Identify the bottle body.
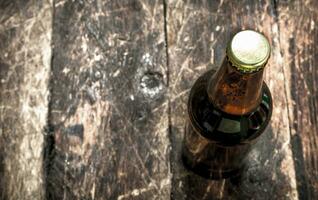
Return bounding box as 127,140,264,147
183,69,272,179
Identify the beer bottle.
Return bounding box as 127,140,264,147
182,30,273,179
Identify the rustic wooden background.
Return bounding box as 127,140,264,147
0,0,317,200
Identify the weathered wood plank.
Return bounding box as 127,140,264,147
167,0,298,199
276,0,318,198
46,0,170,199
0,0,52,200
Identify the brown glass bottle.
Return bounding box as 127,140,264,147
182,30,273,179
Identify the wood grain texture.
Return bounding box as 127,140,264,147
0,0,52,200
166,0,298,199
0,0,317,199
276,0,318,198
46,0,170,199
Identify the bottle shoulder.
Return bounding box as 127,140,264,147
187,69,273,145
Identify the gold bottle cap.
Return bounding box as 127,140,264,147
227,30,271,73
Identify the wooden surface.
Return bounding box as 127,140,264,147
0,0,317,200
47,0,170,199
0,1,52,199
167,0,297,199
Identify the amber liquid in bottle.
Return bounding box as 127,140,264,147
182,30,273,179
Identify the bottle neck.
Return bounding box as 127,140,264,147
207,58,264,115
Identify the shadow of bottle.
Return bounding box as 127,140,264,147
171,125,294,200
